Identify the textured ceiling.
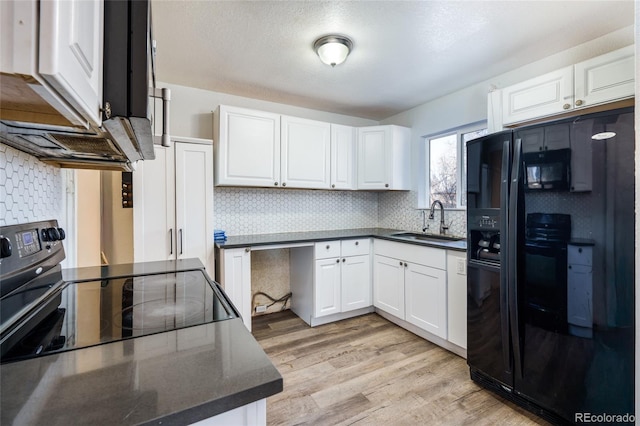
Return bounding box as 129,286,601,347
151,1,634,121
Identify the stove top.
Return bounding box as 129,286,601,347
0,220,237,364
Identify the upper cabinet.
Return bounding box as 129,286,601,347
357,125,411,190
281,116,331,189
215,105,410,191
214,105,281,187
1,0,103,128
502,46,634,126
330,124,356,190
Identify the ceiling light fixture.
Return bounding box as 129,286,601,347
313,35,353,67
591,131,617,140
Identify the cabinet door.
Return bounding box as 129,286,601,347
39,0,103,127
446,251,467,348
315,258,341,317
405,263,447,339
357,126,390,189
330,124,356,190
281,115,331,189
373,255,405,319
215,106,281,187
175,142,215,274
341,255,371,312
567,264,592,328
574,45,634,108
502,67,573,125
133,144,175,263
221,248,252,331
569,119,593,192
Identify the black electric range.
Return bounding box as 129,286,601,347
0,220,238,364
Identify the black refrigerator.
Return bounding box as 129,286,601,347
466,106,635,424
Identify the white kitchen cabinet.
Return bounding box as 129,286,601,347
373,239,447,332
373,254,406,318
405,262,447,339
314,257,342,317
502,46,634,125
446,251,467,349
314,239,371,318
341,255,371,311
218,247,252,331
357,125,411,190
330,124,356,190
133,137,215,273
574,46,635,108
214,105,281,187
567,244,593,334
1,0,103,128
281,115,331,189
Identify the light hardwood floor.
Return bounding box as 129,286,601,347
252,311,550,426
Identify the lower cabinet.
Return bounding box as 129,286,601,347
405,263,447,339
314,239,372,318
373,240,450,342
372,255,405,318
216,247,252,331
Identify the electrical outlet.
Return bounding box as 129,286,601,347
457,258,467,275
255,305,267,313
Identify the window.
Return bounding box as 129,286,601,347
426,124,487,209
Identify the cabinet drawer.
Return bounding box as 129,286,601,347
374,239,446,270
568,245,592,266
341,238,370,257
315,240,341,259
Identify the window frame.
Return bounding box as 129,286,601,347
421,121,487,210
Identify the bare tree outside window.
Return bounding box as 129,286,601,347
430,134,457,208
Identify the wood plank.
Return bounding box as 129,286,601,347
253,311,549,425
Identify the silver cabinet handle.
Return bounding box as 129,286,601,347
342,258,346,263
245,247,251,253
331,184,335,188
326,245,330,250
336,259,340,263
169,229,173,255
563,103,571,110
355,241,359,246
385,183,389,188
404,263,408,268
274,182,278,186
179,229,183,255
575,99,584,106
282,182,287,187
399,261,403,266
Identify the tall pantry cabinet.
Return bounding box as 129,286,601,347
133,137,215,274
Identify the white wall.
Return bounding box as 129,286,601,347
75,169,102,267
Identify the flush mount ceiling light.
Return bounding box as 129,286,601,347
591,131,617,140
313,35,353,67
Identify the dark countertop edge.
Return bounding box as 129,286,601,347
62,258,207,283
140,378,284,426
215,228,467,252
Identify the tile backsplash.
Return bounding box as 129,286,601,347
0,144,65,226
214,187,379,235
378,190,467,237
215,186,468,237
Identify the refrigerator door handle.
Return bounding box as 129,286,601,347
508,137,524,380
500,139,512,375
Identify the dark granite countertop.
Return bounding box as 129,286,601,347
1,259,283,425
216,227,467,252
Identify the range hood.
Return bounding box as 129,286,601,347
0,0,168,172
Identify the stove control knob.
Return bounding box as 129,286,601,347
41,229,49,242
47,227,60,241
57,228,66,240
0,237,12,258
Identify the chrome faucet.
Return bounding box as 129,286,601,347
428,200,449,235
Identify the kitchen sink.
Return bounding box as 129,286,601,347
390,232,465,242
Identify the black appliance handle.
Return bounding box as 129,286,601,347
169,228,173,255
508,137,524,379
499,139,512,375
